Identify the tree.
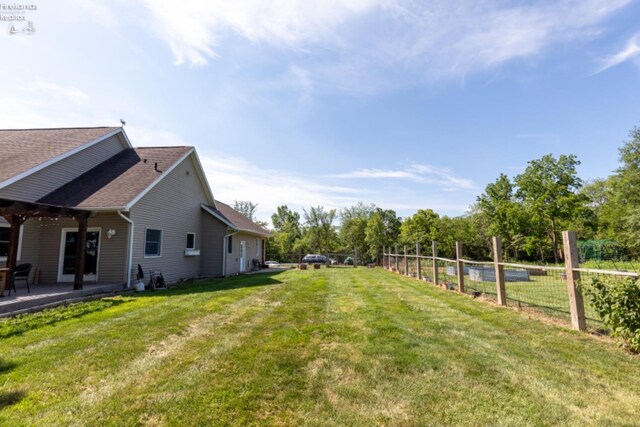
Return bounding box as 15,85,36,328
302,206,338,254
365,208,401,260
233,200,258,221
339,202,375,262
514,154,588,263
399,209,439,248
609,126,640,255
269,205,302,261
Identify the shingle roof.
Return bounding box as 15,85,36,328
38,146,193,209
0,127,121,183
205,201,270,237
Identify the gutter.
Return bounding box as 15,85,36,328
117,210,134,289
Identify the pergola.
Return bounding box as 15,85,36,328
0,197,92,296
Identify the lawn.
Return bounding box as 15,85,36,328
1,268,639,426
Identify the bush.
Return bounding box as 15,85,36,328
579,276,640,353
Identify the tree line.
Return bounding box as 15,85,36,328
256,125,640,264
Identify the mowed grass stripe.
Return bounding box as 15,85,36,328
1,268,639,426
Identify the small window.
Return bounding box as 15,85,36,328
0,226,9,258
227,235,233,254
186,232,195,250
145,229,162,257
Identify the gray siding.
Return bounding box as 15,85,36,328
0,134,127,202
200,213,227,277
3,213,128,284
129,155,209,284
225,232,263,275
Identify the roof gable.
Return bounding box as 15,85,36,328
203,201,270,237
0,127,125,187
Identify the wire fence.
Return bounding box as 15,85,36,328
383,233,640,333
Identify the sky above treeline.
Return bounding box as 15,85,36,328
1,0,639,223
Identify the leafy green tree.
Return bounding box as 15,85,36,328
303,206,338,254
365,208,401,260
339,202,375,262
268,205,302,261
233,200,258,221
609,126,640,255
399,209,439,249
514,154,588,263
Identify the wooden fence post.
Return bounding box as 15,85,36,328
492,237,506,306
404,245,408,276
394,245,399,273
455,241,465,293
432,241,438,286
416,242,422,281
382,245,386,269
562,231,586,331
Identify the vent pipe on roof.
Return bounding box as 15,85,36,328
154,162,161,173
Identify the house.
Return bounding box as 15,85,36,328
0,127,269,292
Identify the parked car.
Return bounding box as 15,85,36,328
302,254,328,264
344,257,354,265
265,261,280,267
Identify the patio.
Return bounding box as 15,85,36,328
0,283,126,316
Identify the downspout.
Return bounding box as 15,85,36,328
223,230,239,276
118,210,134,289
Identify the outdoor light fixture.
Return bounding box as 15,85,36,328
107,228,116,239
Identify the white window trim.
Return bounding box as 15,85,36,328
0,224,23,263
57,227,102,283
186,232,196,250
255,238,259,257
144,227,163,258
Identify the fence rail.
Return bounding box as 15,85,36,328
383,232,637,332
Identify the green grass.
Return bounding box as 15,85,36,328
1,268,639,426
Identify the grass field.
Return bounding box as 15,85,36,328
1,268,639,426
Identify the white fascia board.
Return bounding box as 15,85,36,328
125,148,195,210
237,228,271,238
118,127,133,149
189,149,216,207
201,204,238,230
0,128,124,190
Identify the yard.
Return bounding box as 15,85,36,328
1,268,639,426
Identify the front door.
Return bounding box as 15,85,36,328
239,240,247,273
58,228,101,282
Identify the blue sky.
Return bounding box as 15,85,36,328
1,0,639,224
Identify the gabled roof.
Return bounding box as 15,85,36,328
202,201,270,237
38,146,196,210
0,127,125,186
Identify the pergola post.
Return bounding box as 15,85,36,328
74,213,89,290
1,214,25,296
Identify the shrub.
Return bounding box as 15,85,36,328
579,276,640,353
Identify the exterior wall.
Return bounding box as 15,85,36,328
225,232,264,276
129,155,210,284
5,212,128,284
200,213,228,277
0,134,127,202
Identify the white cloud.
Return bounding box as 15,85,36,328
137,0,631,87
330,163,476,191
198,153,365,222
24,80,90,105
596,32,640,73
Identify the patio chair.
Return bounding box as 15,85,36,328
8,263,31,295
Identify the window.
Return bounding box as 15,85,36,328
227,235,233,254
186,232,195,250
0,226,9,259
145,229,162,257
